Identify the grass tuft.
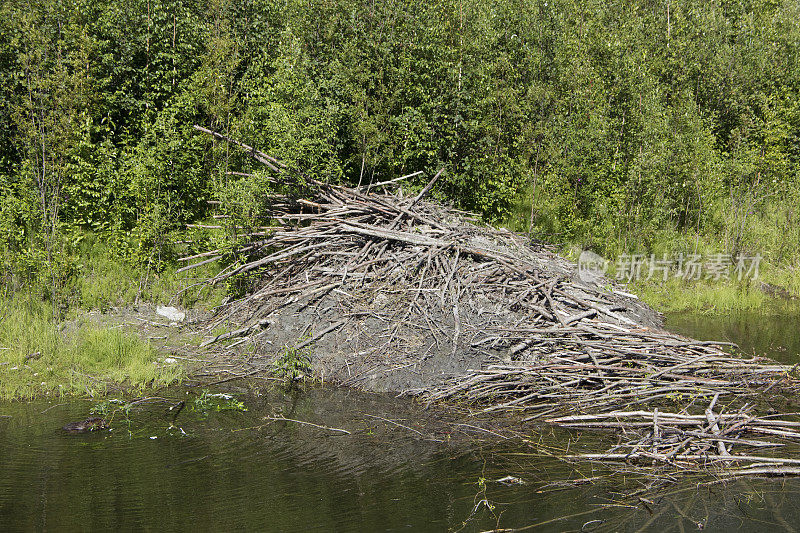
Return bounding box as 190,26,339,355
631,268,800,315
0,294,183,400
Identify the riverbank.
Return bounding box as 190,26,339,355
0,295,186,400
631,272,800,315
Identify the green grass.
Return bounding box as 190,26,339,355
0,295,183,400
73,233,226,311
510,216,800,316
503,183,800,317
631,278,767,314
0,230,230,400
630,267,800,315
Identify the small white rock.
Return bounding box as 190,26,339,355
156,306,185,322
163,357,178,364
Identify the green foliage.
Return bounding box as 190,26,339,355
0,0,799,303
272,345,312,382
191,390,247,412
90,399,122,418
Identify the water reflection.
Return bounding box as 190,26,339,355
0,389,481,531
666,311,800,364
2,365,800,530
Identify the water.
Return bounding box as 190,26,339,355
666,311,800,364
2,312,800,531
0,387,593,532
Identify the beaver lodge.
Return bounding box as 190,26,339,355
188,126,800,477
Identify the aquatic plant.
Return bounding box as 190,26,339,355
191,390,247,413
272,346,312,382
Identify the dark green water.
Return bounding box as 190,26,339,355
2,311,800,532
0,387,596,532
666,311,800,364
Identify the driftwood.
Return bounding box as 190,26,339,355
186,126,800,475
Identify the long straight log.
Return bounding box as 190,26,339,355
195,125,285,172
410,168,444,206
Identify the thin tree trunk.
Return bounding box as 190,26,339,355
528,141,541,234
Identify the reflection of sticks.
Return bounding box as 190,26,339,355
125,396,172,407
204,368,280,386
364,413,443,441
449,422,510,440
170,400,185,422
565,453,800,465
40,403,67,414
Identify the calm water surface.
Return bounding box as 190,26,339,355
0,387,589,532
1,312,800,532
666,311,800,364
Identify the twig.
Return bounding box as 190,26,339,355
264,416,351,435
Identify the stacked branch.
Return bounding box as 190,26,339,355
187,126,800,473
426,323,795,418
548,394,800,476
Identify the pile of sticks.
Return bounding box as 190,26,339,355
188,126,616,364
548,394,800,475
426,321,796,418
188,126,800,473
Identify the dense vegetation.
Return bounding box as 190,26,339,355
1,0,799,307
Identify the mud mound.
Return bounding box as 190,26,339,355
190,168,668,394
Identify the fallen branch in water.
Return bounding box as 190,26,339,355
364,413,444,442
262,416,351,435
549,399,800,473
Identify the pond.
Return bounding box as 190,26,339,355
666,311,800,365
1,312,800,532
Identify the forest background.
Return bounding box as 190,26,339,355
2,0,799,315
